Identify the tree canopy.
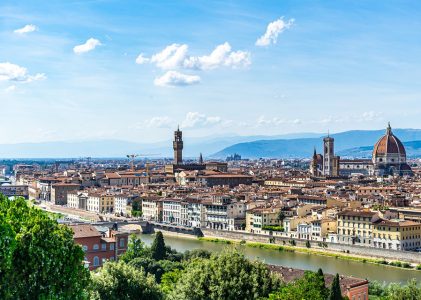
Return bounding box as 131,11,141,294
0,195,90,299
151,231,166,260
90,261,163,300
328,273,343,300
268,270,329,300
168,248,280,300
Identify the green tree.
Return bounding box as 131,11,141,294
129,257,181,283
151,231,166,261
90,261,162,300
385,279,421,300
277,210,286,223
160,269,183,295
168,248,280,300
0,196,90,299
121,234,150,262
268,271,329,300
329,273,343,300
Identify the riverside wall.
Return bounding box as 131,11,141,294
201,229,421,263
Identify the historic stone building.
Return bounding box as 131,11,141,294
173,126,183,165
310,135,340,177
311,123,412,177
165,127,228,174
372,123,412,176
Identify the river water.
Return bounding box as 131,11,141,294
138,233,421,284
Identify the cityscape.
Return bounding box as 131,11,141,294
1,1,421,300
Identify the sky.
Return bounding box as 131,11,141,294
1,0,421,144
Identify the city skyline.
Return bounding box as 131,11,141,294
1,0,421,144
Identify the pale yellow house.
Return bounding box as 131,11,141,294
372,220,421,251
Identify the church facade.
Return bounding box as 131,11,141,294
310,124,412,177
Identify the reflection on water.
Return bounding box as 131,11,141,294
138,233,421,284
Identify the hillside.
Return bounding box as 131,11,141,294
212,129,421,159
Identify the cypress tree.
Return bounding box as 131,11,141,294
151,231,166,260
316,268,329,299
329,273,343,300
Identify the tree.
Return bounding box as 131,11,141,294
160,269,183,295
90,261,162,300
0,196,90,299
121,234,150,262
329,273,343,300
151,231,166,261
168,249,280,300
129,257,182,283
277,210,286,224
385,279,421,300
268,271,329,300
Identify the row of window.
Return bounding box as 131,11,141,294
82,243,115,252
92,256,115,267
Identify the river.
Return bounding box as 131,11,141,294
138,233,421,284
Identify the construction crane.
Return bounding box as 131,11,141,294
126,153,160,171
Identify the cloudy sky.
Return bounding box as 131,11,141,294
1,0,420,144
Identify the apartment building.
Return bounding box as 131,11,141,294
202,195,246,230
142,197,163,222
245,207,281,233
69,224,128,270
336,210,378,246
162,198,182,224
51,183,80,205
372,219,421,251
68,191,88,210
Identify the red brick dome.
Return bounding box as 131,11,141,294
373,123,406,157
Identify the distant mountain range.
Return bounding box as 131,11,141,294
0,132,321,159
211,129,421,159
338,140,421,158
1,129,420,159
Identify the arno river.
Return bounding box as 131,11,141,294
139,234,421,284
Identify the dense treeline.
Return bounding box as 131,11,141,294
1,195,420,300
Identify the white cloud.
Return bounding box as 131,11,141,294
256,18,294,46
181,112,222,128
135,53,149,64
185,42,250,70
151,44,189,69
256,116,301,126
143,116,173,128
360,111,383,122
5,85,16,92
154,71,200,87
145,42,250,70
0,62,46,82
73,38,102,54
14,24,38,34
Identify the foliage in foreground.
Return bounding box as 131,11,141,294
90,261,163,300
369,279,421,300
0,195,90,300
167,248,281,300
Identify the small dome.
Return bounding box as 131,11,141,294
373,123,406,157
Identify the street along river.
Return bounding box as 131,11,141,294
138,233,421,284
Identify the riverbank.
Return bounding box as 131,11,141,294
197,237,421,271
138,233,421,284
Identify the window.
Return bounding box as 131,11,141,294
93,256,100,266
93,244,99,250
101,243,106,251
82,245,88,252
119,238,125,248
110,243,115,250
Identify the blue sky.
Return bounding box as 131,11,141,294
1,0,420,143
